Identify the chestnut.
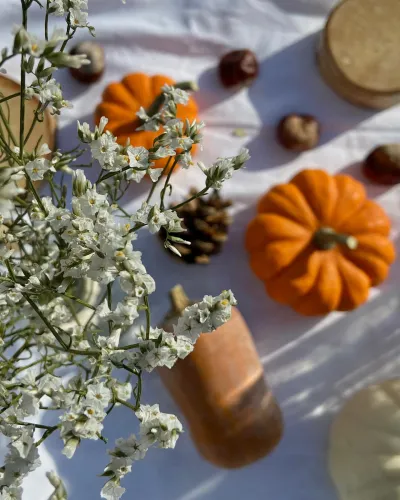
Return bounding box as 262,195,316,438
277,114,320,152
218,49,259,88
69,41,105,84
363,144,400,185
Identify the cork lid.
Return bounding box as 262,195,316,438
0,74,56,162
326,0,400,93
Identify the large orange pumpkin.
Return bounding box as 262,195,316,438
95,73,198,171
245,169,396,315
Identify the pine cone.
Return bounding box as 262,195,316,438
161,189,233,264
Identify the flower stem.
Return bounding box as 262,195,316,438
160,158,178,210
170,188,208,211
146,156,172,204
144,295,151,340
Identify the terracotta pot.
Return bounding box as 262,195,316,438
159,286,284,469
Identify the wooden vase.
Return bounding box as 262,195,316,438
159,285,284,469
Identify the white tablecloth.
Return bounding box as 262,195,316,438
2,0,400,498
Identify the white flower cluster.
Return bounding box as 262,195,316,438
49,0,90,30
78,118,162,181
0,389,41,500
25,78,72,115
13,26,89,69
198,148,251,190
60,380,112,459
108,291,236,377
174,290,237,342
101,404,182,500
131,202,184,234
24,143,55,180
0,167,25,218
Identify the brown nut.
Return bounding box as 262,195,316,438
218,49,259,88
277,114,320,152
363,144,400,185
69,41,105,84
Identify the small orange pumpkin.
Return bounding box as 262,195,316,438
245,169,396,315
95,73,198,171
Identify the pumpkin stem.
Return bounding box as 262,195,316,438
169,284,190,314
141,81,199,125
313,227,358,250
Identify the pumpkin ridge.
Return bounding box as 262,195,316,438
292,252,342,314
330,174,367,227
258,183,318,230
291,169,339,224
335,253,370,310
264,244,321,304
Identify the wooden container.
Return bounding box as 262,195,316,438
0,74,56,160
159,286,283,469
317,0,400,109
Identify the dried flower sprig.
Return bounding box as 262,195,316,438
0,1,249,499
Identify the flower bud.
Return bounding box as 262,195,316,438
73,169,92,197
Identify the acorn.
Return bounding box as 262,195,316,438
277,114,320,152
363,144,400,185
69,41,105,84
218,49,259,88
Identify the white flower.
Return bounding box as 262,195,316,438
199,158,235,190
161,84,189,105
90,134,119,169
150,146,176,159
86,382,112,408
127,146,148,169
77,121,93,143
62,436,80,459
179,152,194,169
131,202,151,225
113,382,132,403
48,51,90,69
69,8,88,27
148,205,167,234
101,481,126,500
232,147,250,170
148,168,163,182
49,0,66,16
37,374,62,394
163,210,184,233
25,157,54,181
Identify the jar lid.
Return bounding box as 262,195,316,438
325,0,400,94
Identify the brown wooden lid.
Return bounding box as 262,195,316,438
0,74,56,161
325,0,400,94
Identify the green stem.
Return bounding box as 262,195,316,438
146,156,172,204
170,188,208,211
115,397,137,412
19,2,28,160
0,104,18,147
160,158,178,210
0,92,20,105
134,372,142,410
23,103,41,147
143,295,151,340
313,227,358,251
22,293,71,351
44,0,50,41
35,426,58,447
